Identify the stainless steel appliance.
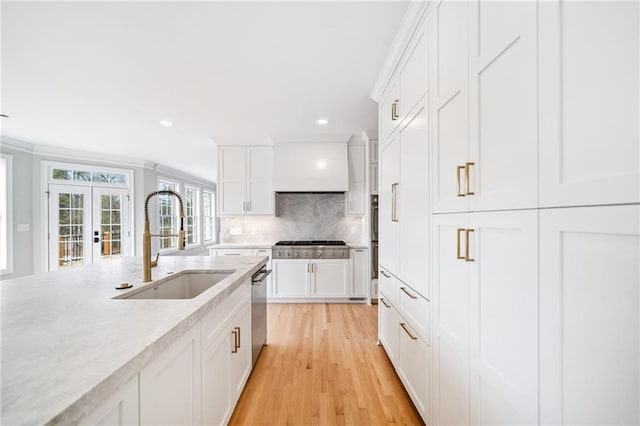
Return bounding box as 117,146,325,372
272,240,349,259
371,195,378,279
251,265,271,366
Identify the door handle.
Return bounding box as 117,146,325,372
231,329,238,353
457,165,466,197
400,287,418,299
456,228,466,260
380,270,391,278
381,298,391,308
235,326,241,349
464,162,475,195
465,229,475,262
391,183,399,222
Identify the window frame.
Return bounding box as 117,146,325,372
1,153,13,275
202,190,216,243
183,184,200,247
157,179,180,252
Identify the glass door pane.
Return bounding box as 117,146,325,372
93,187,130,263
48,185,92,271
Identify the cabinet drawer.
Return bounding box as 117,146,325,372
212,249,253,256
397,284,430,345
378,268,398,306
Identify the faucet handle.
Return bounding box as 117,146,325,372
151,252,159,268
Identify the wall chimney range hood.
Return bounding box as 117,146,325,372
273,142,349,192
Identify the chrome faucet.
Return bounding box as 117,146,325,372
143,190,186,282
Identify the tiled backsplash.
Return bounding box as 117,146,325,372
219,193,364,244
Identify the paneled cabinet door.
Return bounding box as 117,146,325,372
432,213,470,426
349,248,367,298
468,210,538,425
272,259,310,298
218,146,246,215
379,137,400,275
202,327,232,426
398,103,429,299
81,375,139,426
347,145,366,216
246,146,274,215
397,17,429,123
539,1,639,207
139,324,202,425
378,295,399,365
229,302,252,402
379,79,400,142
311,259,348,298
468,1,538,211
540,205,640,425
397,320,430,422
432,0,470,214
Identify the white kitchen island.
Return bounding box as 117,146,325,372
1,255,267,425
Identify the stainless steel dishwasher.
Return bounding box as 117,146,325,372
251,265,271,366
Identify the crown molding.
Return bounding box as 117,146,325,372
153,163,215,188
0,136,35,154
370,1,430,102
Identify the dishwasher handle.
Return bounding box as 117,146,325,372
251,268,272,285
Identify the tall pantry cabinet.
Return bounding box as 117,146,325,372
374,1,640,425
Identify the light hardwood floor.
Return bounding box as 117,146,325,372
228,303,423,426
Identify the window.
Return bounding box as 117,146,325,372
1,154,12,274
184,185,199,245
203,191,215,242
158,180,178,250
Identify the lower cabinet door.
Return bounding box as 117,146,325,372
139,324,201,425
81,375,139,426
378,295,399,364
540,205,640,425
397,320,430,422
312,259,348,298
349,249,367,298
229,301,252,402
273,259,310,298
202,330,232,426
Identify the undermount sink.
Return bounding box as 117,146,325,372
114,270,235,300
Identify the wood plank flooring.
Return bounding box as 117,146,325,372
228,303,423,426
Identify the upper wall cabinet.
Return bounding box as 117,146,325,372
218,146,274,216
539,1,639,208
378,19,429,146
347,144,366,216
434,1,538,213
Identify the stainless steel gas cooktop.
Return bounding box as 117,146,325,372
272,240,348,259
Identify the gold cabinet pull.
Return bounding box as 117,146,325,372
391,101,397,121
380,270,391,278
456,228,466,260
393,100,400,120
391,183,399,222
400,286,418,299
381,298,391,308
235,326,241,349
465,229,475,262
400,323,418,340
465,162,475,195
457,165,466,197
231,329,238,353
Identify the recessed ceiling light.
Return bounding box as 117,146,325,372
159,120,173,127
317,119,328,125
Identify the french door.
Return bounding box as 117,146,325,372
48,184,131,271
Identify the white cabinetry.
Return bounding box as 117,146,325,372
539,205,640,425
139,324,202,425
539,1,639,207
347,145,366,216
272,259,348,300
349,248,367,298
378,268,430,422
218,146,274,216
210,247,273,297
432,210,538,425
379,137,400,275
81,376,139,426
370,163,378,195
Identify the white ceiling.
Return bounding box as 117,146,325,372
1,1,408,182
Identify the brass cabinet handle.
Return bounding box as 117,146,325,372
393,100,400,119
235,326,241,349
391,101,396,121
465,229,475,262
380,270,391,278
400,287,418,299
381,298,391,308
231,330,238,353
456,228,466,260
457,165,466,197
307,263,310,273
400,323,418,340
246,201,251,212
391,183,399,222
465,162,475,195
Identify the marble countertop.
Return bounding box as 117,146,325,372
1,255,267,425
210,243,275,249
